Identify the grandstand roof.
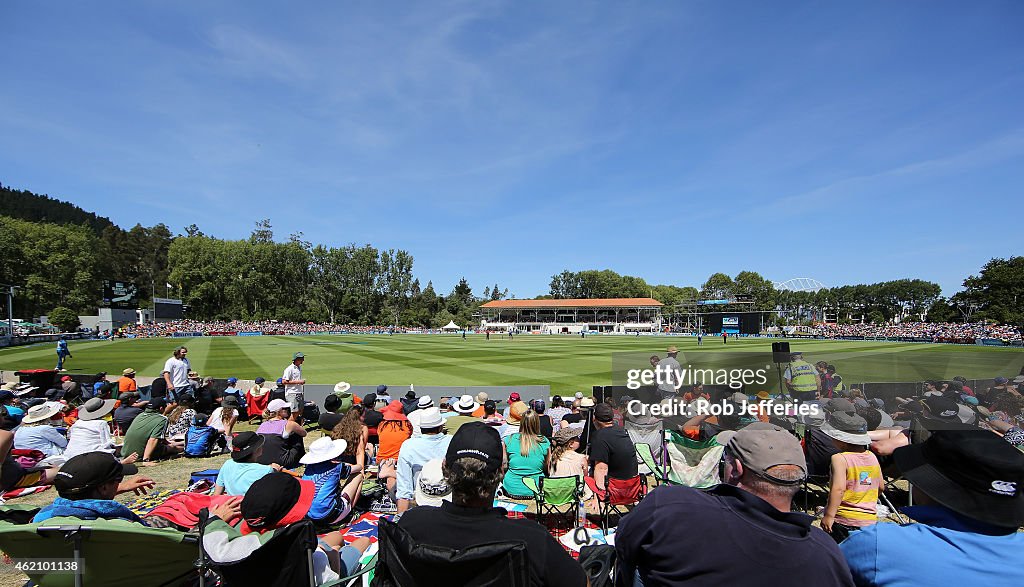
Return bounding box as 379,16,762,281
481,298,663,309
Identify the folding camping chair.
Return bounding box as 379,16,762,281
522,475,582,529
591,475,647,532
197,510,374,587
0,505,200,587
662,430,724,488
371,518,530,587
635,443,665,486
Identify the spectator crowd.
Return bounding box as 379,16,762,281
813,321,1022,343
0,344,1022,586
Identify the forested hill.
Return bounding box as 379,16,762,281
0,182,116,234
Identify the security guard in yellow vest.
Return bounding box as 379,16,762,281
785,351,821,401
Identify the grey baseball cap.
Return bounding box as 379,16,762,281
717,422,807,485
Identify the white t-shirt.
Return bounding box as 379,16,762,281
163,357,192,389
63,419,115,460
208,407,235,432
282,363,302,395
656,356,681,395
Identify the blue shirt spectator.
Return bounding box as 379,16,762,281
841,429,1024,587
14,425,67,457
841,506,1024,586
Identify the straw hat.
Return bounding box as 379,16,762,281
333,381,352,395
122,368,136,376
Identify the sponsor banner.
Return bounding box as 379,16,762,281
208,331,238,336
980,338,1007,346
153,297,183,305
172,332,203,338
237,332,263,336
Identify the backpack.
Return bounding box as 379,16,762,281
185,424,217,457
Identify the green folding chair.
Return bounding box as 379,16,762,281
522,476,581,528
0,505,199,587
635,443,665,486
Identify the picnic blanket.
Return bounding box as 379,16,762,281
505,509,604,559
338,512,393,544
1,485,50,501
146,492,241,529
125,489,181,517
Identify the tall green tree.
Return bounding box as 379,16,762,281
961,257,1024,327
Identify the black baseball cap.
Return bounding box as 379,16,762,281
894,428,1024,527
445,422,503,475
54,452,138,497
231,431,265,462
240,472,314,534
921,396,960,423
593,403,614,423
147,397,168,412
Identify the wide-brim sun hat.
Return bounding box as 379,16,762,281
383,400,409,421
579,397,595,408
334,381,351,395
299,437,348,465
78,397,117,421
22,402,63,424
820,411,871,446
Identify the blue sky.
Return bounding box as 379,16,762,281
2,1,1022,298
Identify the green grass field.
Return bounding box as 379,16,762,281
2,335,1023,393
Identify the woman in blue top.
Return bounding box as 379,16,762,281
502,409,550,498
300,436,364,525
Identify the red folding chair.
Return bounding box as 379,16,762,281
588,474,647,532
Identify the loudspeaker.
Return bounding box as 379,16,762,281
772,342,791,364
593,386,605,404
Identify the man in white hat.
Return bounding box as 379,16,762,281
407,395,435,437
395,407,451,515
445,395,480,435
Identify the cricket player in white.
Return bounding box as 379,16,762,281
282,352,306,415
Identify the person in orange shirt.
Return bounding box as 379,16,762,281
471,392,489,417
118,368,138,393
376,400,413,496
